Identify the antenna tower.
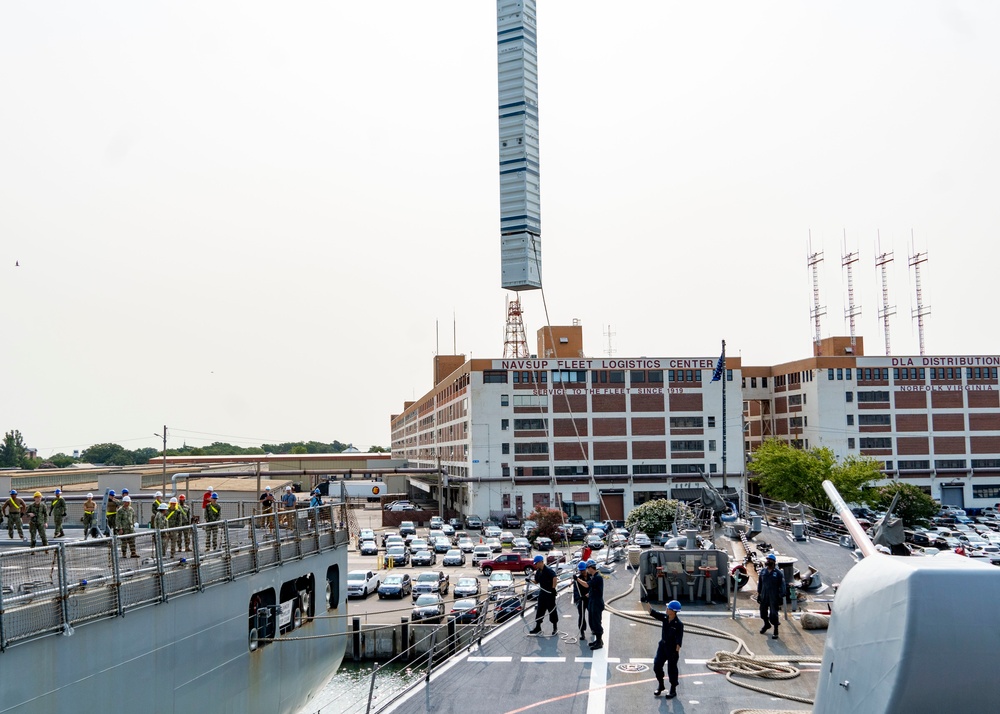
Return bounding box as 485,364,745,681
603,325,617,358
875,232,896,356
908,234,930,356
503,295,529,358
807,232,826,355
841,232,861,348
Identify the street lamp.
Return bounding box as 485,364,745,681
153,426,167,493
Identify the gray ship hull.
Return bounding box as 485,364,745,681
0,508,348,714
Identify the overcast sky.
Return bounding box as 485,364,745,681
3,1,999,457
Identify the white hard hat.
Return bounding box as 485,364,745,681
122,495,131,503
155,491,163,497
285,486,292,491
169,497,178,504
87,493,93,499
265,486,272,491
158,503,168,510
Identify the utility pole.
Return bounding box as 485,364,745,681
154,426,167,493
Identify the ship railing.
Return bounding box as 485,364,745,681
0,504,346,651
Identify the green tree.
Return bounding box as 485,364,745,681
81,443,134,466
625,499,692,536
48,453,77,468
0,430,27,468
863,482,938,526
749,439,881,511
290,445,308,455
368,445,389,453
130,447,159,465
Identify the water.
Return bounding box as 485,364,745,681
300,661,424,714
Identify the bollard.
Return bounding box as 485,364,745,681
447,616,457,655
401,617,410,662
353,617,361,663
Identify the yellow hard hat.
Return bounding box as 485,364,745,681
33,491,42,498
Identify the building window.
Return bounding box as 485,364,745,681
846,369,852,380
532,466,550,476
935,459,967,469
501,419,509,431
828,368,834,380
857,391,889,403
669,416,703,428
708,440,717,451
973,484,1000,498
789,417,805,429
709,463,717,473
631,370,646,383
788,394,803,407
750,377,757,388
671,464,703,474
670,440,704,452
633,464,667,474
484,370,508,384
501,394,509,407
897,460,930,470
512,394,547,407
501,443,510,454
846,392,854,403
707,416,716,428
848,438,855,449
514,443,549,454
847,415,854,426
514,418,547,430
552,370,587,383
859,437,892,449
648,370,663,383
554,465,588,476
593,465,628,475
501,466,510,478
727,369,733,381
858,414,891,426
609,370,625,383
972,459,1000,469
885,461,893,470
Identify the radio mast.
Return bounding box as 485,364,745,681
842,232,861,350
808,232,827,355
875,232,896,356
908,232,931,356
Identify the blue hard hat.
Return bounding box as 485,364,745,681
533,555,544,564
108,490,115,496
9,489,16,496
121,488,129,495
577,561,588,571
586,559,597,568
54,488,61,494
766,553,777,561
211,492,219,499
667,600,682,612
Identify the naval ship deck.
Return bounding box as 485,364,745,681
382,527,857,714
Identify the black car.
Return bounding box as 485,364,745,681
502,514,521,529
411,594,445,623
359,539,379,556
411,550,436,567
493,596,523,623
448,518,464,530
534,537,554,551
450,598,481,624
453,577,481,598
465,515,483,529
378,573,412,599
385,546,410,567
399,521,417,537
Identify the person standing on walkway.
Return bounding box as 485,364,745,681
149,491,163,528
153,502,169,557
580,559,605,650
757,553,785,639
204,493,222,550
116,495,138,558
177,495,192,551
26,492,48,548
650,600,684,698
572,561,590,638
51,489,67,537
82,493,96,539
528,555,559,636
281,486,297,529
4,490,26,541
104,490,119,537
165,498,182,556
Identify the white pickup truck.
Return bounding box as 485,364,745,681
347,570,381,599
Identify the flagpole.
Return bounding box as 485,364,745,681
721,339,727,492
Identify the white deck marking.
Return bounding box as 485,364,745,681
629,657,654,664
586,609,611,714
467,656,513,662
576,657,621,663
521,656,566,663
685,658,709,664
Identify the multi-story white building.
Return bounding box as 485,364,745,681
390,325,744,522
744,336,1000,510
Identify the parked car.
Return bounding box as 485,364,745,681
472,545,493,566
385,535,405,551
480,553,536,576
586,535,605,550
534,536,553,551
358,528,375,545
359,539,379,556
441,524,455,537
466,514,483,529
388,502,416,511
457,537,476,553
501,514,521,529
450,598,482,624
448,518,464,530
399,521,417,537
512,537,532,551
409,538,429,555
567,515,584,524
487,571,515,599
378,573,412,599
384,500,411,511
521,520,538,537
453,577,481,598
347,570,381,598
500,531,516,547
493,595,523,622
411,549,436,567
433,536,452,554
485,538,503,553
411,594,445,623
382,530,399,546
632,533,652,548
385,546,409,567
443,549,466,566
429,516,444,530
428,529,446,542
412,570,450,599
484,525,502,539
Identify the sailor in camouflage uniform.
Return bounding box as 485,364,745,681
3,490,26,540
177,495,192,551
204,493,222,550
153,502,169,557
26,492,48,548
164,498,182,556
82,493,96,539
50,488,67,537
116,495,138,557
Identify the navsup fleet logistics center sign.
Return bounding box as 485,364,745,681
492,358,719,395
